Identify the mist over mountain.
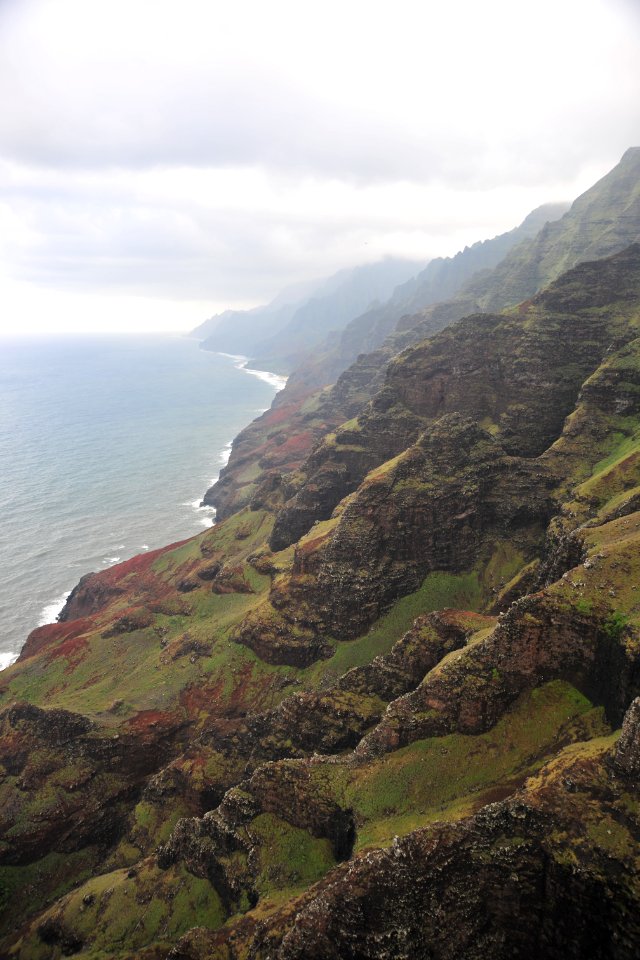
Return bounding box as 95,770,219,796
193,257,425,372
205,149,640,528
463,146,640,310
303,201,570,387
5,151,640,959
189,276,324,347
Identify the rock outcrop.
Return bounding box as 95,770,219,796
4,159,640,958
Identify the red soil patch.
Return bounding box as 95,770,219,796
125,709,177,734
20,618,94,660
262,405,298,427
260,391,315,428
47,634,89,666
97,538,192,585
270,430,315,466
180,683,221,720
179,663,265,721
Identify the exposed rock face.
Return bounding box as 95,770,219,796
169,729,640,960
205,151,639,529
1,701,93,747
358,588,639,759
246,795,640,960
273,416,554,641
202,203,573,524
59,570,125,621
269,392,425,552
532,526,587,589
270,244,640,553
613,697,640,776
0,701,187,867
156,760,356,924
4,166,640,959
334,608,489,701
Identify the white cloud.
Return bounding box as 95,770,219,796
0,0,638,333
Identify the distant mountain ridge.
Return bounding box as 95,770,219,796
189,277,321,355
463,146,640,311
192,204,569,379
205,149,640,524
291,201,569,389
194,257,425,373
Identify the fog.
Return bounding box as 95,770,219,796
0,0,638,333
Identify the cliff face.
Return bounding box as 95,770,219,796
205,151,640,525
268,245,640,557
175,730,640,960
463,147,640,312
3,159,640,958
304,201,569,380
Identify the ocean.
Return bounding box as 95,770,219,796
0,336,285,669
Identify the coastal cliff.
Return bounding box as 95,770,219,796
2,152,640,957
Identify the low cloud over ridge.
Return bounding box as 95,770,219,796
0,0,639,331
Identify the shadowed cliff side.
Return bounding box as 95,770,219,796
205,151,639,525
3,197,640,957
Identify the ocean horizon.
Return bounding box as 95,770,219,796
0,335,285,669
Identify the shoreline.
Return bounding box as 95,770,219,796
0,350,287,670
215,351,288,392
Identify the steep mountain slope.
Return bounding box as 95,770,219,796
240,257,425,374
189,278,319,352
202,204,568,519
308,200,569,380
3,239,640,957
463,146,640,310
205,150,640,525
198,258,424,373
266,243,640,554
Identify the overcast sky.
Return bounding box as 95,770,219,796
0,0,639,334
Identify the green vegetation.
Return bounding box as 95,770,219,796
330,682,606,849
11,861,225,959
249,814,336,894
603,610,629,641
304,569,484,686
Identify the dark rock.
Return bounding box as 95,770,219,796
197,563,222,582
613,697,640,776
177,578,200,593
37,916,83,955
58,572,125,622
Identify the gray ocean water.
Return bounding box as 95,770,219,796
0,335,284,668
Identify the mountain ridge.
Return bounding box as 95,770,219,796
196,257,425,374
203,150,640,525
3,154,640,957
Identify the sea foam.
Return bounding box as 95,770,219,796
217,352,288,393
38,589,72,627
219,441,233,466
0,338,286,664
0,651,19,671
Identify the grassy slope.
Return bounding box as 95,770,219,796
4,259,640,955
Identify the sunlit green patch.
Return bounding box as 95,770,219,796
0,849,97,940
249,813,336,895
300,681,608,851
9,860,225,960
126,797,191,855
150,534,206,576
302,568,488,688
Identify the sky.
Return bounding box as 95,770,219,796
0,0,639,335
